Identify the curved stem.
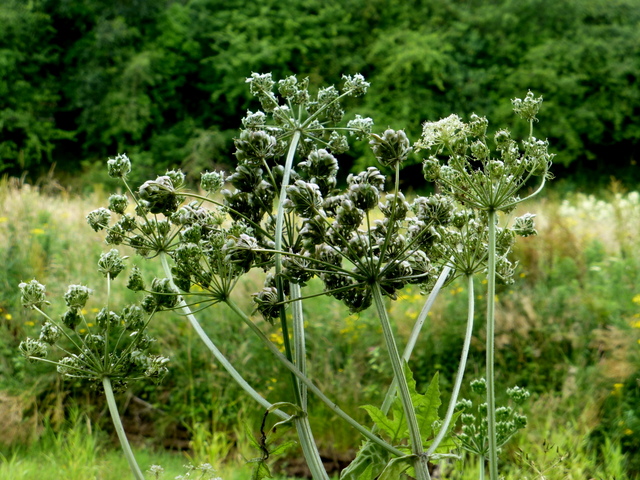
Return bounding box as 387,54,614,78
103,377,145,480
486,210,499,480
403,266,451,364
427,274,474,456
224,299,404,458
371,282,431,480
159,253,289,421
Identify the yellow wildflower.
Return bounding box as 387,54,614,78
633,320,640,328
30,228,45,235
5,313,12,320
633,294,640,305
0,217,7,222
24,321,35,327
624,429,633,435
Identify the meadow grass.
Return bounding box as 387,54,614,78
1,180,639,478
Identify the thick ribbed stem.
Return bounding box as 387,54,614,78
372,283,430,480
378,265,452,418
103,377,145,480
224,299,404,458
486,210,499,480
290,283,327,480
291,283,307,409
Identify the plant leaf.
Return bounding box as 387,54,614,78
361,404,404,443
378,454,416,480
340,440,391,480
250,460,272,480
412,369,441,440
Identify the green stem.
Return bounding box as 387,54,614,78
427,274,474,456
371,282,430,480
275,130,302,395
486,209,499,480
224,299,404,458
378,265,451,418
159,253,289,421
289,282,327,480
290,283,307,409
102,377,145,480
270,131,327,479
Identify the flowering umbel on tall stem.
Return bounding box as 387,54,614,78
20,73,552,480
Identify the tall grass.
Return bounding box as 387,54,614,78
1,180,639,477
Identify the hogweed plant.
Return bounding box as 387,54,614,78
19,75,552,480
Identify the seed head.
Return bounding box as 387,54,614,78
87,208,111,232
108,194,128,215
512,213,537,237
126,265,145,292
61,308,83,330
347,115,374,140
98,249,127,279
19,337,48,362
511,91,543,122
64,285,92,309
39,322,62,345
370,129,411,167
107,153,131,178
19,279,49,310
201,171,226,194
342,73,370,97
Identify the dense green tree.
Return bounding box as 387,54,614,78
0,1,66,173
1,0,639,182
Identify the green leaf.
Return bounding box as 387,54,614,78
361,405,404,443
269,440,297,457
340,440,391,480
243,420,262,450
378,455,416,480
250,460,272,480
412,370,441,441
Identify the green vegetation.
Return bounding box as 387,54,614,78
2,178,640,477
2,4,640,476
2,0,640,184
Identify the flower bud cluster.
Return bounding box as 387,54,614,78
19,279,49,310
456,378,529,457
19,275,169,389
512,91,543,122
138,176,185,215
416,93,552,213
83,76,549,328
107,153,131,178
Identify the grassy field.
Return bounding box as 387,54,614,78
1,177,639,479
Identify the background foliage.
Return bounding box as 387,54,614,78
2,179,640,477
1,0,640,185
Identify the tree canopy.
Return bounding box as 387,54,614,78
1,0,639,183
